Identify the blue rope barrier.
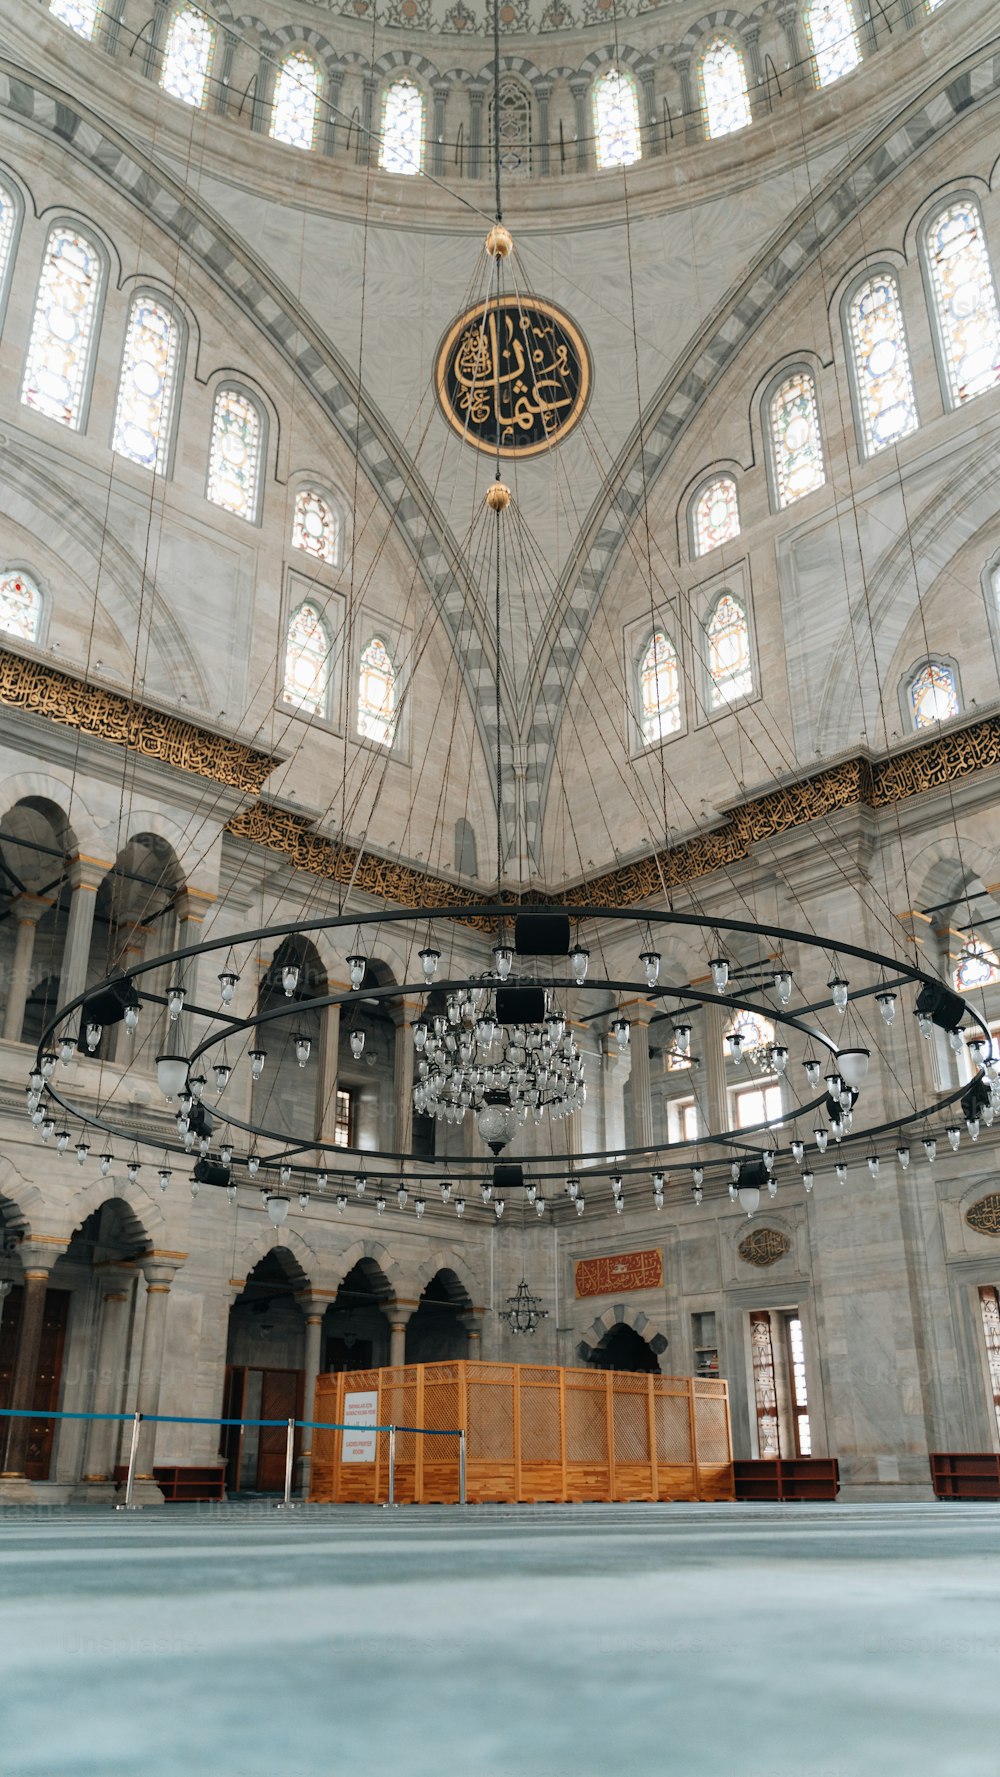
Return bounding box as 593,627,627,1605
0,1406,461,1434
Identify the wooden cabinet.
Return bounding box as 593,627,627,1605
734,1457,840,1501
113,1464,226,1502
930,1453,1000,1499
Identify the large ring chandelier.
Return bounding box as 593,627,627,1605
23,902,995,1223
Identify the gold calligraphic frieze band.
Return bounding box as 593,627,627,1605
575,1249,664,1298
435,295,591,459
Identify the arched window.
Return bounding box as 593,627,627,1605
292,488,340,566
846,271,918,456
207,387,264,522
112,295,182,473
593,69,641,171
490,77,532,178
699,37,752,140
707,592,752,708
161,6,215,109
358,635,398,746
954,938,1000,993
270,51,321,150
924,199,1000,408
727,1010,776,1061
691,475,740,557
907,660,960,730
0,182,17,298
768,370,826,509
50,0,101,37
21,224,103,430
284,602,333,718
0,571,43,644
379,79,425,175
638,631,681,745
804,0,860,89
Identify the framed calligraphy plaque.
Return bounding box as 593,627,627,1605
575,1249,663,1298
435,296,591,458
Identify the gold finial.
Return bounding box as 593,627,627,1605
485,224,514,259
486,482,511,512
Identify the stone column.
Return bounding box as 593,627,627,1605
389,1306,414,1368
171,890,211,1055
78,1274,133,1489
316,1000,342,1150
639,69,660,156
392,1002,415,1155
2,895,49,1043
133,1258,180,1492
673,56,698,144
468,88,484,179
431,84,449,177
253,51,273,132
0,1251,56,1486
744,27,767,120
109,921,150,1063
570,78,589,171
702,1002,730,1136
628,1013,655,1150
56,857,109,1030
323,73,345,156
535,84,551,177
143,0,169,80
214,29,238,117
463,1313,481,1361
296,1296,326,1494
603,1047,630,1154
777,3,806,83
360,77,376,165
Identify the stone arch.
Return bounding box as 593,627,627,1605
372,48,441,82
472,53,549,89
576,1302,668,1367
0,1155,46,1239
577,43,654,79
233,1225,318,1286
61,1179,165,1249
0,776,92,861
332,1237,407,1299
674,9,755,58
408,1246,480,1303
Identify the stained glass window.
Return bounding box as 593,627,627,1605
358,635,398,745
925,200,1000,408
0,183,16,296
804,0,860,89
593,69,641,171
490,78,531,178
978,1286,1000,1443
379,79,424,176
21,226,102,429
692,475,740,556
847,272,918,455
908,661,959,730
112,296,181,473
729,1010,777,1058
769,371,826,508
161,6,215,109
0,572,43,643
953,940,1000,993
270,51,320,150
787,1316,812,1456
284,603,333,718
707,592,752,708
50,0,101,37
750,1311,781,1457
638,630,681,745
207,388,263,521
292,489,340,565
699,37,752,140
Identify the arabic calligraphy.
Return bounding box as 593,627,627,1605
575,1249,663,1298
436,296,590,457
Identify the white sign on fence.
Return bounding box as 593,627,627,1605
342,1390,379,1463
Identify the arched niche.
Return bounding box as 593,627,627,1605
224,1246,311,1495
256,934,329,1142
583,1323,663,1374
405,1268,472,1364
322,1257,394,1371
0,796,75,1044
337,957,399,1154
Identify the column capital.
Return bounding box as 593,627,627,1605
67,855,112,892
173,888,214,924
15,1238,62,1274
141,1254,182,1288
10,893,52,926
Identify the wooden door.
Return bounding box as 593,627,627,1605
0,1286,70,1480
257,1368,304,1492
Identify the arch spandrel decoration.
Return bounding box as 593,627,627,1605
435,295,591,458
738,1228,791,1267
966,1194,1000,1237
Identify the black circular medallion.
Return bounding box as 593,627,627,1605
435,296,591,458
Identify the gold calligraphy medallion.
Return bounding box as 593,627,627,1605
435,296,591,458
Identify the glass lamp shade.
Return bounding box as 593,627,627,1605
640,951,661,988
166,985,185,1020
476,1097,516,1153
837,1049,870,1090
455,1197,465,1217
613,1017,630,1053
347,955,367,989
159,1169,171,1192
40,1052,57,1079
85,1022,102,1051
156,1054,189,1100
876,991,897,1024
99,1153,113,1177
419,947,441,981
773,970,793,1004
737,1184,759,1216
266,1194,290,1227
535,1197,546,1217
828,977,849,1012
298,1192,310,1209
710,957,729,991
249,1051,266,1081
279,1164,292,1185
350,1030,365,1059
674,1023,691,1055
294,1035,311,1067
124,1003,140,1034
575,1197,585,1216
802,1169,814,1192
247,1154,260,1177
692,1165,704,1187
75,1141,90,1165
570,945,590,983
281,965,300,997
397,1185,408,1208
218,970,239,1004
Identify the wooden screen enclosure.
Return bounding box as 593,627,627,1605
310,1361,734,1504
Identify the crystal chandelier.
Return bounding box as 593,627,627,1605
500,1279,548,1335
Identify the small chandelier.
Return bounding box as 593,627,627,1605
500,1278,548,1336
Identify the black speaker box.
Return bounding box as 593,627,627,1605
496,986,546,1026
514,912,570,956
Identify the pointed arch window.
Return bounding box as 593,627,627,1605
804,0,860,89
207,387,264,522
161,6,215,109
358,635,398,746
50,0,101,37
379,79,425,175
638,631,681,745
707,592,752,708
953,938,1000,994
593,69,641,170
769,370,825,509
699,37,752,140
112,295,182,473
847,271,918,456
692,475,740,557
21,225,103,429
0,182,17,298
925,199,1000,408
292,489,341,566
490,77,532,178
271,51,321,150
284,602,333,718
907,660,959,730
0,571,43,644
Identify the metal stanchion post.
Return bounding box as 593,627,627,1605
388,1424,396,1507
459,1428,467,1506
276,1416,296,1510
115,1411,142,1511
